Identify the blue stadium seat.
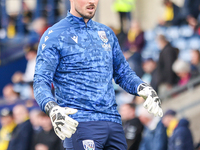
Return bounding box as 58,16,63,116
172,38,188,51
179,25,194,38
178,50,191,62
188,36,200,50
165,26,180,40
155,26,167,36
141,49,160,61
141,41,160,61
144,30,156,41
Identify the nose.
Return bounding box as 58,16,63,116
88,0,96,4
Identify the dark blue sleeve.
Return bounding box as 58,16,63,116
112,32,144,95
33,31,61,112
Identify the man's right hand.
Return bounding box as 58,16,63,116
45,102,79,140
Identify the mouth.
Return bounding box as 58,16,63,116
86,5,95,11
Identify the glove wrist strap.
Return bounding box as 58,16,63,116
45,101,58,116
137,83,149,93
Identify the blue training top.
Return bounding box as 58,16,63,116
33,12,143,124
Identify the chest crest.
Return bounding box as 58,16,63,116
98,31,108,43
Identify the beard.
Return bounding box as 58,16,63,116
75,7,96,20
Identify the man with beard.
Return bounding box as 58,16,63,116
33,0,163,149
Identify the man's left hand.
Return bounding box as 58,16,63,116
137,83,163,117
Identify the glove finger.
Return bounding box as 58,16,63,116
68,125,77,134
54,128,66,140
143,96,153,109
64,107,78,115
152,103,159,117
147,100,160,116
143,99,149,109
62,123,77,134
65,116,79,127
154,99,163,117
147,103,154,114
60,126,73,138
158,107,163,117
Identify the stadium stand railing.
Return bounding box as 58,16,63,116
160,76,200,100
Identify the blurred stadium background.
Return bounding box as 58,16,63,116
0,0,200,150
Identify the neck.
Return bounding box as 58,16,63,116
82,17,89,24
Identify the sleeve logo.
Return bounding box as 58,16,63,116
82,140,95,150
48,30,53,35
45,36,49,42
42,44,46,50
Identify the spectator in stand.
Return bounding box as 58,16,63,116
37,0,61,24
126,51,144,78
31,17,48,37
141,58,158,92
31,112,63,150
120,103,143,150
0,108,16,150
2,84,19,104
11,44,38,99
172,59,191,87
122,21,145,78
112,0,136,33
7,105,33,150
190,49,200,78
153,120,168,150
196,14,200,35
0,6,1,29
162,109,178,137
159,0,183,26
7,16,17,39
156,35,179,95
123,20,145,54
29,109,42,133
28,82,36,100
12,43,37,84
138,107,154,150
22,2,33,34
138,107,168,150
182,0,200,30
184,0,200,19
162,110,194,150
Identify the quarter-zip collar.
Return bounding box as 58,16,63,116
66,11,93,29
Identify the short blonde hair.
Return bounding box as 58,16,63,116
172,59,190,73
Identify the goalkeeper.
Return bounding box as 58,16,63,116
33,0,163,149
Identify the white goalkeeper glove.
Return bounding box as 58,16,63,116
137,83,163,117
45,101,79,140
